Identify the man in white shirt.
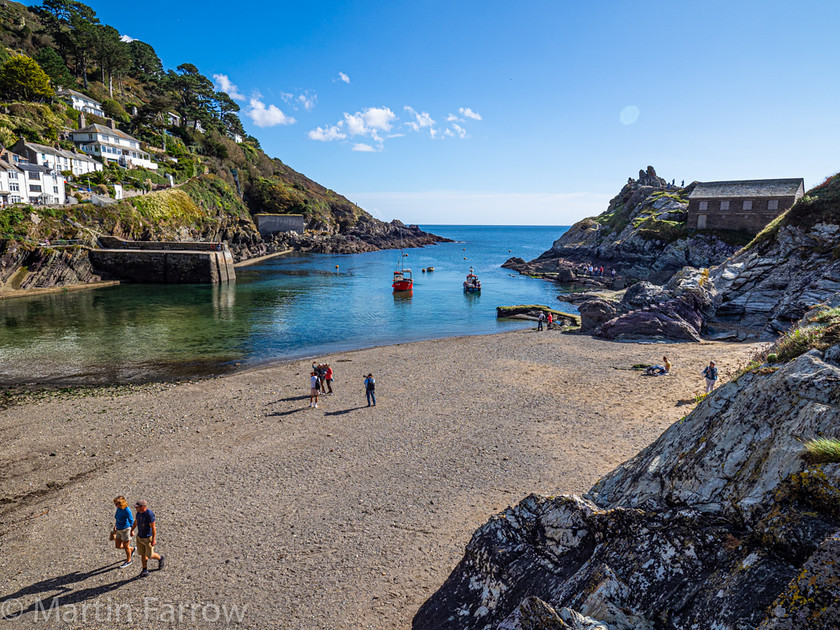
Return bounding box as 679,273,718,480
309,372,320,408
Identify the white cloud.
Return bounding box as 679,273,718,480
404,106,436,135
450,123,468,139
213,74,245,101
352,143,377,152
246,96,295,127
362,107,395,131
620,105,640,125
446,113,460,122
337,71,350,84
308,123,346,141
120,34,136,43
458,107,482,120
282,91,317,111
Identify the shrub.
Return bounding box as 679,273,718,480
0,55,54,101
803,438,840,464
767,353,778,363
101,99,130,123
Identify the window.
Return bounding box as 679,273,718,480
768,199,779,211
29,185,42,192
10,195,20,203
28,171,40,180
699,201,708,211
697,214,707,229
10,183,19,192
9,172,17,179
743,200,752,210
720,200,730,211
53,186,59,193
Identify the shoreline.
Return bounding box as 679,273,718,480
0,279,120,301
0,330,761,629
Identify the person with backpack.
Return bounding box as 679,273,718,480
364,373,376,407
702,361,718,393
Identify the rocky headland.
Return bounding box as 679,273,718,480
504,167,744,286
414,306,840,629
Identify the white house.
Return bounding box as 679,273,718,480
186,120,205,133
0,156,25,205
166,111,181,127
58,88,105,117
230,132,243,143
69,121,158,170
16,163,66,205
11,139,102,177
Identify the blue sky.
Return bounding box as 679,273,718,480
24,0,840,224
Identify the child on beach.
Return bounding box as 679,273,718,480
310,372,320,408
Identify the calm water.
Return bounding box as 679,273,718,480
0,225,570,385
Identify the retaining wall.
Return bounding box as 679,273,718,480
254,214,305,236
89,248,235,284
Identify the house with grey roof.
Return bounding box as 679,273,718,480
58,88,105,117
11,139,102,177
16,162,65,205
69,120,158,171
687,178,805,235
0,155,25,205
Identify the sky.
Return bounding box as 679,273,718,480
23,0,840,225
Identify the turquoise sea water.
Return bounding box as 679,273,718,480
0,225,570,385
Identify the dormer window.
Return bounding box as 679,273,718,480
768,199,779,211
743,200,752,210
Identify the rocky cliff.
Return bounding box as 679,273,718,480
415,311,840,629
707,173,840,333
506,167,743,285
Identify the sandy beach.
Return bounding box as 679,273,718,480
0,330,761,628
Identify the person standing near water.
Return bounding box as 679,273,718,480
309,371,320,408
324,364,334,394
364,373,376,407
702,361,718,393
537,311,545,331
547,312,553,330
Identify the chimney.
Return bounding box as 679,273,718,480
79,112,86,128
106,118,116,130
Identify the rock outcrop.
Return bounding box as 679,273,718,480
415,346,840,629
507,167,743,285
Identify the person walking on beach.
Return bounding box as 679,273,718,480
547,312,553,330
364,373,376,407
537,311,545,331
112,496,135,568
324,364,334,394
130,499,164,577
309,371,320,408
703,361,718,393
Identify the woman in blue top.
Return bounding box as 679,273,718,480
112,495,135,568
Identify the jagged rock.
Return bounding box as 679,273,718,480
578,298,620,333
502,257,527,270
509,169,740,285
621,281,668,308
416,350,840,630
496,597,610,630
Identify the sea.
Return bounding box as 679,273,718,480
0,225,572,386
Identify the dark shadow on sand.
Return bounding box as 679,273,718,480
323,406,367,416
1,563,137,620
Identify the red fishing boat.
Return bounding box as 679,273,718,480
463,268,481,293
392,252,413,292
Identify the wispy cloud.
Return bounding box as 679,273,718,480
336,71,350,84
120,34,136,43
246,95,295,127
213,74,245,101
352,143,377,152
458,107,482,120
404,106,436,136
282,90,317,111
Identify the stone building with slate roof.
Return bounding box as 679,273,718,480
687,178,804,235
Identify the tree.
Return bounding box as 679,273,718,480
34,47,74,88
127,40,163,81
37,0,100,87
167,63,215,130
93,24,130,96
102,98,129,122
0,55,55,101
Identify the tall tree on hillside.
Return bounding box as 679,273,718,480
0,55,55,101
37,0,100,87
168,63,215,130
214,91,244,135
94,24,130,97
127,40,163,81
34,47,74,88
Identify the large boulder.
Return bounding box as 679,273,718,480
577,298,620,333
415,350,840,630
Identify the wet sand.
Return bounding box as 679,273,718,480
0,330,761,628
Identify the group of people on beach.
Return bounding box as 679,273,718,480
536,311,555,331
111,496,164,577
580,264,616,278
308,362,376,408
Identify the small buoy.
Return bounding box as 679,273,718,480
464,257,467,260
422,268,426,272
509,250,511,252
335,264,339,270
462,248,466,251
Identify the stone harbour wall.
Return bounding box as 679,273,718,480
89,249,235,284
